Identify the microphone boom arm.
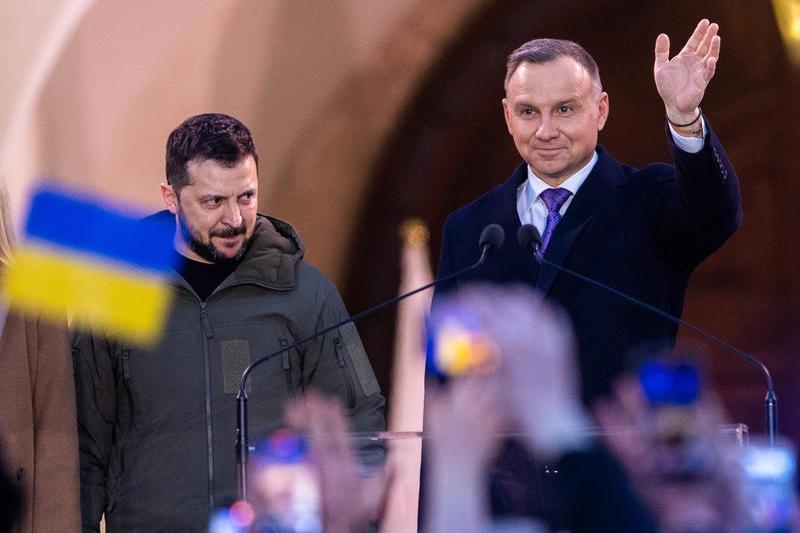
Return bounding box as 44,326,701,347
235,232,499,500
528,246,777,445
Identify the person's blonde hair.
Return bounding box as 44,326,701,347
0,173,14,269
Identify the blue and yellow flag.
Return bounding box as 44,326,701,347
3,183,180,344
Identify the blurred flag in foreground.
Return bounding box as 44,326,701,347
2,182,179,345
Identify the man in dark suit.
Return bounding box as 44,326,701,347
436,19,742,404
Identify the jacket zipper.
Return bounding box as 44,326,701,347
279,339,294,398
120,350,133,435
199,302,215,514
333,337,356,409
121,349,131,380
107,348,133,512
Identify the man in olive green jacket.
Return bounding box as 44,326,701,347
72,114,385,532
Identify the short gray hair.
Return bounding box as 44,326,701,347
505,38,602,95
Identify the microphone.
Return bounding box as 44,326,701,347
517,224,541,257
517,224,778,444
478,223,505,256
235,223,505,499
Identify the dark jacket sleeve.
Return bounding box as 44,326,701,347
71,328,118,532
654,118,743,271
302,283,386,469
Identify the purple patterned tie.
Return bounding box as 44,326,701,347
539,187,572,253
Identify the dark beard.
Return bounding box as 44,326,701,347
177,209,251,265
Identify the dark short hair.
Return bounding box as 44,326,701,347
505,38,601,92
165,113,258,193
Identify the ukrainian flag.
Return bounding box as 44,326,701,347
3,183,180,345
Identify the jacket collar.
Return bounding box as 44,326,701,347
229,215,303,291
146,210,304,293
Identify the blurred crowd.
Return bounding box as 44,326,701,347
209,285,798,532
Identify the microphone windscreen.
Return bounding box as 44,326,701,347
517,224,541,252
479,224,505,253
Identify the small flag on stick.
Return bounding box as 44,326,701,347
3,182,180,345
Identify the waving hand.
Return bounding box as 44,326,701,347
654,19,720,125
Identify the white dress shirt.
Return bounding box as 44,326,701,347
516,120,707,232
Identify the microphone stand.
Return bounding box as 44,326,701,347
235,240,497,500
532,248,778,445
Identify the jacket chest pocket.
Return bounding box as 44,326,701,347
221,338,299,398
221,340,252,395
116,329,207,409
334,337,356,409
278,338,297,398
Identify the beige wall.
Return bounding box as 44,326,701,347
1,0,486,282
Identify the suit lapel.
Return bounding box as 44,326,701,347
536,147,626,295
487,164,540,286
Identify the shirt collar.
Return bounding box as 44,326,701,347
520,151,599,210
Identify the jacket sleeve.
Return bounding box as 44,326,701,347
31,319,81,532
653,117,743,271
71,328,118,532
302,283,386,469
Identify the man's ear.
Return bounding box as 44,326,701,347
597,91,610,131
161,182,179,215
502,97,513,134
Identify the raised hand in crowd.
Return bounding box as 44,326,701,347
455,286,592,460
424,375,510,533
594,371,747,532
284,392,390,533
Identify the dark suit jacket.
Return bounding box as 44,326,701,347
436,122,742,404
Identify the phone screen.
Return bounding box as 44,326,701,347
248,430,322,533
740,439,798,530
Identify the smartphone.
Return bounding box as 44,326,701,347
638,357,701,407
248,430,322,533
637,356,715,480
739,438,799,531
